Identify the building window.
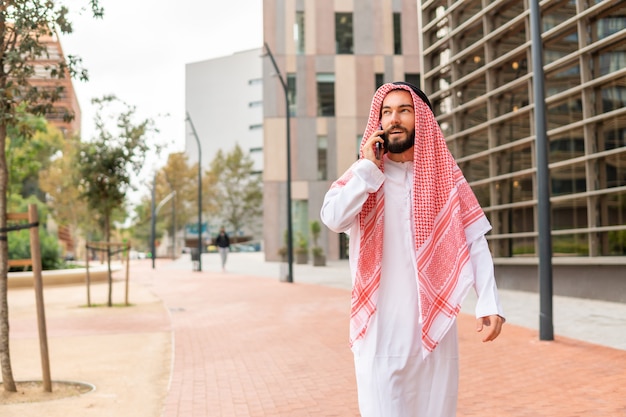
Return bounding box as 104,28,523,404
375,73,384,89
405,73,420,87
335,13,354,54
287,73,297,117
317,73,335,116
248,101,262,108
317,136,328,180
393,13,402,55
249,124,263,130
248,78,262,85
294,11,305,55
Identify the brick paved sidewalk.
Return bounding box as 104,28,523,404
5,258,625,417
138,260,626,417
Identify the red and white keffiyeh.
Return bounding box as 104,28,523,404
332,82,491,355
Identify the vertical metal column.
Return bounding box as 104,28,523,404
186,113,203,272
529,0,554,340
264,42,294,283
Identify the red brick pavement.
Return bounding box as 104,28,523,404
137,261,626,417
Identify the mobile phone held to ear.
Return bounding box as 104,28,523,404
376,124,386,160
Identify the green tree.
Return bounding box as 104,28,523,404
39,134,91,258
76,95,157,307
208,144,262,236
159,153,197,245
0,1,102,392
6,109,63,201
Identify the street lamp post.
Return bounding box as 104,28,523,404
185,112,203,272
263,42,294,283
151,187,176,269
530,0,554,340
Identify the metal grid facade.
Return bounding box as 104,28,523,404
419,0,626,260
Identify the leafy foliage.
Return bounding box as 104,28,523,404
0,0,103,394
208,144,262,235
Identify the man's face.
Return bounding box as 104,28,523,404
380,89,415,154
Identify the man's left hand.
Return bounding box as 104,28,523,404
476,315,504,342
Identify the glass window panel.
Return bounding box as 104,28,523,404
452,0,482,26
546,95,583,130
604,192,626,228
595,77,626,113
335,13,354,54
552,197,588,230
317,136,328,181
545,63,580,97
405,73,420,88
551,161,587,196
593,3,626,41
549,128,585,164
458,75,486,103
495,146,533,176
604,151,626,188
316,73,335,116
553,233,589,256
461,104,487,130
458,155,490,182
375,73,384,89
451,128,488,159
494,174,533,204
393,13,402,55
495,112,532,146
512,236,536,256
592,42,626,78
458,48,484,78
493,2,526,28
599,113,626,151
492,23,527,56
494,84,530,117
544,29,579,65
295,11,305,55
287,73,297,117
543,0,577,32
605,229,626,256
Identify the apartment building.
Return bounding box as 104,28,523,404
262,0,422,261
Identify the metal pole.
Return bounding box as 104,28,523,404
264,42,294,283
529,0,554,340
186,112,203,272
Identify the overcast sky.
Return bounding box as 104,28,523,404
60,0,263,172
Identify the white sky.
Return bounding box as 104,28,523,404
60,0,263,180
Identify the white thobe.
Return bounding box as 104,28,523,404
321,158,504,417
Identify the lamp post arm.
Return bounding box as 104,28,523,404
185,112,203,272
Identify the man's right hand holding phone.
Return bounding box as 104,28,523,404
364,128,387,168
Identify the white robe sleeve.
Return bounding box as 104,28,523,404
320,159,385,233
468,235,505,320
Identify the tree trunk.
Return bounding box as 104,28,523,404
0,124,17,391
105,212,112,307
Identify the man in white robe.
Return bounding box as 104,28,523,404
320,82,504,417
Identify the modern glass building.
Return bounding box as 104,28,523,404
419,0,626,300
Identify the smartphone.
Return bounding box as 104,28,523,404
376,124,387,160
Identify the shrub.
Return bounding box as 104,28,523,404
8,228,62,272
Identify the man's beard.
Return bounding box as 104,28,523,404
386,127,415,154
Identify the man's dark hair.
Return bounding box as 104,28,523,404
392,81,434,112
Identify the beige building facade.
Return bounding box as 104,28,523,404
262,0,422,262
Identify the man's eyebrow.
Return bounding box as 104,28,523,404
381,103,414,109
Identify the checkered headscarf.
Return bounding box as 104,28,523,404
331,82,491,355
